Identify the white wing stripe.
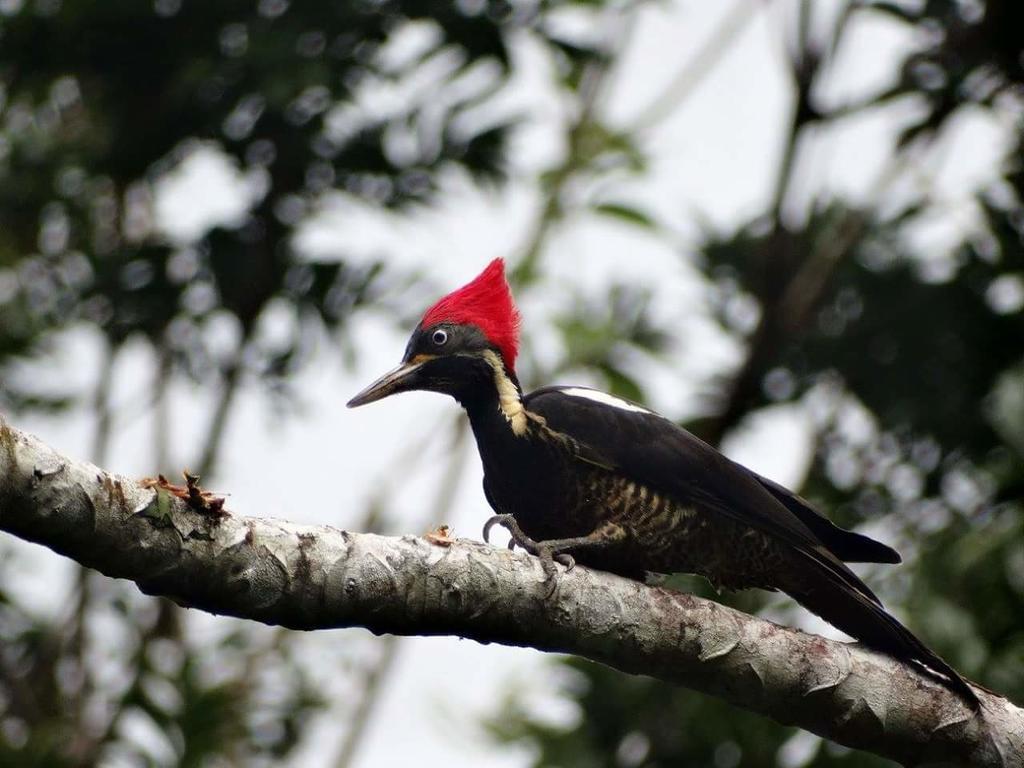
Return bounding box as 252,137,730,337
557,387,653,415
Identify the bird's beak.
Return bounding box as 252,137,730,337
346,360,427,408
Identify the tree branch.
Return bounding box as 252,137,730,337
0,417,1021,766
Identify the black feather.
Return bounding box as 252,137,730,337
751,472,902,564
525,387,897,572
520,386,978,708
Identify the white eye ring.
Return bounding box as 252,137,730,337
431,328,449,346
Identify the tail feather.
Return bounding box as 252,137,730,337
788,556,980,709
752,473,902,564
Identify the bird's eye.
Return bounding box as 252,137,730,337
431,329,449,346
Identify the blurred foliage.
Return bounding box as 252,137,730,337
491,657,894,768
0,0,609,764
0,0,604,406
551,283,672,402
0,558,323,767
1,0,1021,765
869,0,1023,146
492,2,1024,767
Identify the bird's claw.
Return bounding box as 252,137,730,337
482,515,574,597
482,514,539,552
537,549,559,596
482,513,511,544
536,549,575,597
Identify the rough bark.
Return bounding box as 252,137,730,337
0,417,1021,767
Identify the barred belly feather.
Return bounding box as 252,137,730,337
546,464,789,590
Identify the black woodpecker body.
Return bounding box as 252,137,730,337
348,258,980,709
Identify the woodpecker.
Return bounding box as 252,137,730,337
348,258,979,708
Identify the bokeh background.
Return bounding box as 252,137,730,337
1,1,1022,766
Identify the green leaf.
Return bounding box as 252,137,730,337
591,202,657,230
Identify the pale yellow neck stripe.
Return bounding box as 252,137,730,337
481,350,527,436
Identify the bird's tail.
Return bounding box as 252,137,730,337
786,556,980,710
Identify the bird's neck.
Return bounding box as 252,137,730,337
459,350,528,440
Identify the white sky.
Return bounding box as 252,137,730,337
8,1,1015,767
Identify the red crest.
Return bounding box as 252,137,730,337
421,258,521,370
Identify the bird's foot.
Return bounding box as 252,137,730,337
535,549,575,597
482,515,573,595
483,514,539,552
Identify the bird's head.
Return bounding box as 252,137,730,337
347,258,521,408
